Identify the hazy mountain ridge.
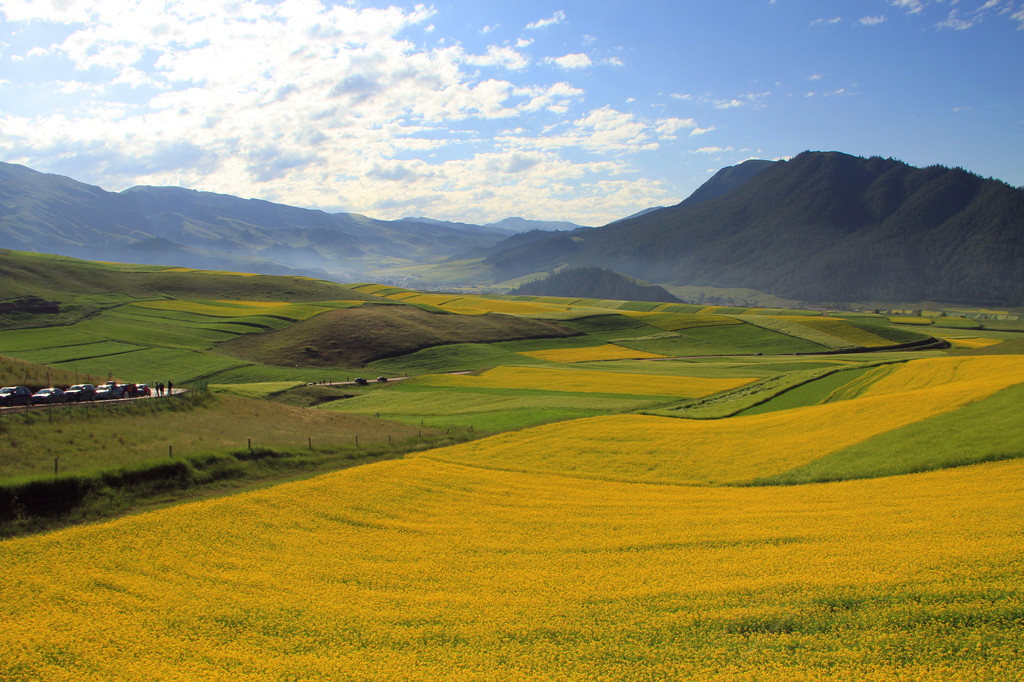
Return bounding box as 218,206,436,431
0,163,529,279
484,152,1024,306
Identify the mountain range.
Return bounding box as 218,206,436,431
2,151,1022,306
483,152,1024,306
0,162,585,282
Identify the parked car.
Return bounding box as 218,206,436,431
132,383,152,397
376,376,388,383
0,386,33,407
31,387,67,405
95,382,123,400
64,384,97,402
354,377,369,386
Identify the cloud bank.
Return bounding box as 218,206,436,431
0,1,697,224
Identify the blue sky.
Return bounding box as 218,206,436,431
1,0,1021,226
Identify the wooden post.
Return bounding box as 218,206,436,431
54,457,59,475
355,435,359,448
169,444,173,458
248,438,252,450
308,437,312,450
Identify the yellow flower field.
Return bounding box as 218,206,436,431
518,343,667,362
936,335,1003,348
417,365,755,398
424,355,1024,484
859,354,1024,396
1,456,1022,680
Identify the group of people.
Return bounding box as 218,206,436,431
155,381,173,397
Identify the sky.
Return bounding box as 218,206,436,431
1,1,1022,226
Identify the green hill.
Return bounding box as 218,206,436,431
219,304,581,367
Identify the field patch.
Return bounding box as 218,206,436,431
132,300,341,320
615,322,826,356
518,344,667,362
417,365,756,398
327,384,659,431
219,304,580,367
623,312,743,332
49,348,249,384
739,315,896,349
936,336,1003,349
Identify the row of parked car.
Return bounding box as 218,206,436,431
0,381,152,407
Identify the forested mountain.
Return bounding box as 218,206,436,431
484,152,1024,306
510,267,681,303
0,163,511,279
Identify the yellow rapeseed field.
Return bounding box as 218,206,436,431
424,355,1024,484
858,354,1024,396
518,343,667,362
1,456,1022,679
417,365,755,398
935,335,1003,348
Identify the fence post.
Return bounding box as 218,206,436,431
54,456,59,476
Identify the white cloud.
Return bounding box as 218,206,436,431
810,17,842,26
889,0,924,14
545,53,592,69
859,15,888,25
692,146,734,154
936,10,975,30
466,45,530,70
689,126,715,136
480,24,498,34
525,10,565,31
604,56,624,67
0,1,715,225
